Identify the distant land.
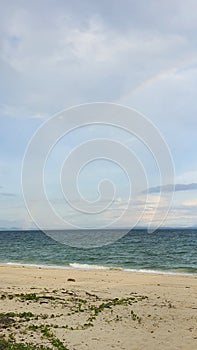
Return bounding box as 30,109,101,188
0,226,196,231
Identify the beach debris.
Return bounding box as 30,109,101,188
0,316,15,328
85,291,99,299
0,288,147,347
67,278,76,282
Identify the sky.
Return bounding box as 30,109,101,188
0,0,197,230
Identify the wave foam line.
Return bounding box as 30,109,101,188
2,261,196,276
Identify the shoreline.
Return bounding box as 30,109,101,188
1,261,197,277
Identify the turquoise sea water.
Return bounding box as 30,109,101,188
0,229,196,274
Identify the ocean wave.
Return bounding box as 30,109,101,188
69,263,110,270
5,262,70,269
2,261,196,275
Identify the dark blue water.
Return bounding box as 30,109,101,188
0,229,196,274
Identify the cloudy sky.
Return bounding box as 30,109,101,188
0,0,197,230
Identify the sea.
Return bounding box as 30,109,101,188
0,229,196,275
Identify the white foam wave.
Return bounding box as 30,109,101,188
69,263,109,270
2,262,196,276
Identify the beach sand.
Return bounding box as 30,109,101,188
0,264,196,349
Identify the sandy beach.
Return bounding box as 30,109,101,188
0,264,196,349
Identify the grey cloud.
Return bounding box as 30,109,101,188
0,0,196,118
145,183,197,194
0,192,17,197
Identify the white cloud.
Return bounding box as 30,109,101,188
176,170,197,184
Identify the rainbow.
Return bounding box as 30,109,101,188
118,55,197,103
